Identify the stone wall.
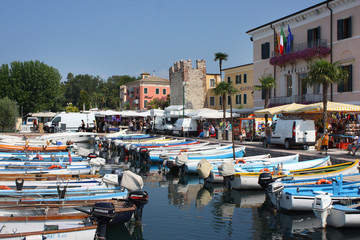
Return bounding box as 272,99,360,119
169,59,206,110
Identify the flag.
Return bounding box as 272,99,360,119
286,24,294,54
68,149,72,165
280,26,287,56
275,30,280,56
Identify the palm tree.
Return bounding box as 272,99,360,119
254,76,277,109
212,81,238,159
303,60,347,134
214,52,228,80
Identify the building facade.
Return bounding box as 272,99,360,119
169,59,207,110
125,72,170,110
223,63,254,115
204,73,221,109
247,0,360,110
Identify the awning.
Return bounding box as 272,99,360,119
31,111,57,118
255,103,306,115
188,108,237,119
287,101,360,113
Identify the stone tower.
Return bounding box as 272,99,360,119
169,59,206,110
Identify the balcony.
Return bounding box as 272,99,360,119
269,93,322,107
270,39,329,66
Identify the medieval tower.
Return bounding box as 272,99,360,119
169,59,206,110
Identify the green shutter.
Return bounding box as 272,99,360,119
337,19,344,40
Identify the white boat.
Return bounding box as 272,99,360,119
36,132,97,143
313,194,360,228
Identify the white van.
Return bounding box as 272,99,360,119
172,118,198,136
262,118,316,149
44,113,95,133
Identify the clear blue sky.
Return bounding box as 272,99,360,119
1,0,323,81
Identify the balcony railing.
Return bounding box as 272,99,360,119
271,39,328,58
269,93,323,106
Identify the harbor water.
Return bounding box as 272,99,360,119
100,162,360,240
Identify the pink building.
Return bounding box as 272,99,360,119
247,0,360,110
126,72,170,110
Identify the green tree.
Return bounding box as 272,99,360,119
0,60,61,115
0,97,18,131
214,52,228,80
147,96,169,110
303,60,347,133
212,81,238,142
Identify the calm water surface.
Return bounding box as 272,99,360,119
93,145,360,240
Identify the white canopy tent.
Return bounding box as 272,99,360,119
188,108,237,120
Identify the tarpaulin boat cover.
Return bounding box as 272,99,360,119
176,153,188,166
120,170,144,191
218,161,235,177
197,158,212,179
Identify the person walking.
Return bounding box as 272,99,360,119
351,136,360,156
319,131,329,155
265,123,272,148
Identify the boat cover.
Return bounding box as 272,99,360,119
120,170,144,191
176,153,188,166
218,161,235,177
197,158,212,179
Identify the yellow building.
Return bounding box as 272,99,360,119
223,63,254,116
204,73,221,109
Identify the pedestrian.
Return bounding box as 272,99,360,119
81,120,85,132
265,123,272,148
319,131,329,155
32,118,38,132
351,136,360,156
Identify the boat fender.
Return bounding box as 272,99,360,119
235,158,246,164
49,165,62,169
316,179,332,185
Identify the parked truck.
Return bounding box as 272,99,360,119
43,112,95,133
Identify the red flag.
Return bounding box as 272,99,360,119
68,150,72,165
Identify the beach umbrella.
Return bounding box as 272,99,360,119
255,103,306,115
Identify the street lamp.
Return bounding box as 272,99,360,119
182,81,186,118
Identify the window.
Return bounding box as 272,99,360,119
209,78,216,88
209,96,215,106
307,27,321,48
219,96,222,106
227,96,231,105
144,88,148,94
144,100,148,108
261,42,270,59
244,74,247,83
338,65,353,92
227,76,231,83
243,94,247,105
163,89,166,95
156,88,160,94
236,94,241,104
313,82,320,94
236,75,241,84
136,88,139,94
286,75,292,97
338,17,352,40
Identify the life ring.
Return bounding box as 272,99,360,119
48,165,62,169
260,168,271,173
316,179,332,185
235,159,246,164
0,185,11,190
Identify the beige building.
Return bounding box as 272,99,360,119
247,0,360,110
204,73,221,109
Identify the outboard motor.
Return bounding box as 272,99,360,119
258,172,275,191
118,143,127,162
92,202,116,239
128,190,149,222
